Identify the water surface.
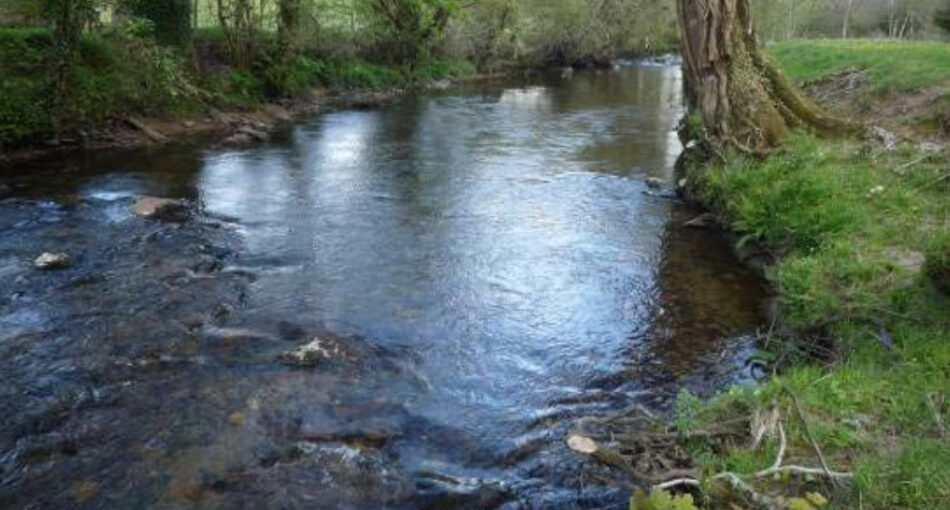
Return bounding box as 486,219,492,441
0,64,768,509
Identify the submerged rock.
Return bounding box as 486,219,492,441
263,104,293,122
566,434,598,454
278,335,350,367
133,196,189,221
235,125,270,142
224,132,254,145
33,252,71,270
644,177,665,190
683,212,718,229
202,326,278,347
412,471,512,510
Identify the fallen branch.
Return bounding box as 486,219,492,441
914,171,950,192
893,150,941,174
769,422,786,471
784,385,838,485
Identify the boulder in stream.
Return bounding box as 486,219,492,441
683,212,718,229
132,196,189,221
644,176,665,190
33,252,71,270
278,335,350,367
236,125,270,142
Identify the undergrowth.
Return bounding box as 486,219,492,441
0,26,475,148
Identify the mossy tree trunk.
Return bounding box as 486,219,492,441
277,0,302,60
43,0,97,132
675,0,857,150
218,0,254,68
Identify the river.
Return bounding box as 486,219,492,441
0,62,769,509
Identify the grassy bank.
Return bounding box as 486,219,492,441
0,27,476,150
667,40,950,509
769,39,950,94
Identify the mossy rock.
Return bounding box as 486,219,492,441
925,245,950,295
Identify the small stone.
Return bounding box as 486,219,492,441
677,178,688,189
683,212,718,229
71,480,99,503
644,177,665,190
567,434,598,454
224,132,254,145
885,248,925,274
918,142,943,154
182,120,196,129
870,126,898,151
132,196,188,221
235,125,269,141
228,411,246,427
34,252,71,270
263,104,293,122
278,335,348,367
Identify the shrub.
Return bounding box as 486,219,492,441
120,0,192,47
264,56,325,97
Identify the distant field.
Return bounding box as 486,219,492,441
768,39,950,94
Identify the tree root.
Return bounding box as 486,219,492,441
569,398,853,508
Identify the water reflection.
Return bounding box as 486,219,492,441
0,64,767,509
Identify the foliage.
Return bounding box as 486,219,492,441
752,0,947,41
359,0,463,64
924,233,950,294
696,135,859,255
121,0,192,46
674,389,702,435
0,27,198,146
937,0,950,32
263,54,324,96
630,489,697,510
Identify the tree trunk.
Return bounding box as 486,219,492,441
277,0,301,60
676,0,857,150
842,0,852,38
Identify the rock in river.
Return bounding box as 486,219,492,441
34,252,71,270
279,335,350,367
683,212,718,229
644,176,665,190
132,196,189,221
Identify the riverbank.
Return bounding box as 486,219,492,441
0,26,486,162
662,40,950,509
0,24,673,164
0,70,508,166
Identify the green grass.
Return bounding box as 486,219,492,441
681,129,950,508
769,39,950,94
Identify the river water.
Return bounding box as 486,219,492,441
0,63,768,509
